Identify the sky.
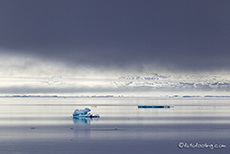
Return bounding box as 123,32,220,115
0,0,230,95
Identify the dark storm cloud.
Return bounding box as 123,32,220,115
0,0,230,72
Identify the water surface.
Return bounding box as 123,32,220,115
0,97,229,154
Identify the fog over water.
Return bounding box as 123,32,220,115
0,1,230,95
0,2,230,154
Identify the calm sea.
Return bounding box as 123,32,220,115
0,97,229,154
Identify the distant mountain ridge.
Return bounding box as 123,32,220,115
112,73,230,91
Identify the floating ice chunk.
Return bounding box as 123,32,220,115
94,114,100,118
73,108,91,117
72,108,100,118
138,105,170,108
85,112,92,117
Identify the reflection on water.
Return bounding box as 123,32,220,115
73,117,91,125
72,117,100,125
0,97,229,154
0,97,230,141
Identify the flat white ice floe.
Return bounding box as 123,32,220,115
72,108,100,118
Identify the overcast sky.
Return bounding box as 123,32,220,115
0,0,230,75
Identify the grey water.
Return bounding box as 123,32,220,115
0,97,230,154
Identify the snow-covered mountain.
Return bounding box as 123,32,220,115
111,73,230,91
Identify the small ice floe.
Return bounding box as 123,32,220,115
72,108,100,118
138,105,171,108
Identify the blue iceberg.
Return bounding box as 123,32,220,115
72,108,100,118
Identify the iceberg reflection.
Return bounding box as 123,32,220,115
72,117,91,125
72,117,100,125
